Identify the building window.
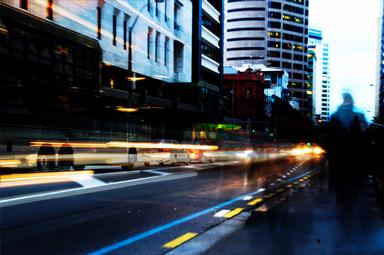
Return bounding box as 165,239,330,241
164,0,168,22
147,27,153,59
282,62,292,69
113,15,117,46
268,31,280,38
268,51,281,58
174,41,184,74
148,0,151,13
268,61,280,67
269,2,282,9
268,21,281,29
123,18,127,50
97,7,101,39
174,2,181,31
268,12,281,19
155,0,159,17
164,37,169,66
246,88,253,98
155,32,160,62
47,0,53,20
282,52,292,59
283,43,292,50
268,41,280,48
20,0,28,10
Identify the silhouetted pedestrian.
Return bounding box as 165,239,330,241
324,93,369,211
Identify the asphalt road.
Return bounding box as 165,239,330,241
1,155,320,255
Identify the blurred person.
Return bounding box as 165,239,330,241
324,93,369,211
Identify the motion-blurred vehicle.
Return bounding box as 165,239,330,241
189,150,215,163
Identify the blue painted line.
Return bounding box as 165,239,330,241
88,170,312,255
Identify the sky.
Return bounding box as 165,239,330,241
309,0,380,121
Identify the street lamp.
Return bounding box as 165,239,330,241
128,0,164,89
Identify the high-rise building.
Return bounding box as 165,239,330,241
307,48,316,121
376,0,384,118
192,0,224,117
308,28,331,121
224,0,309,116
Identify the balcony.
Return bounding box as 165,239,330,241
202,26,220,49
202,0,220,24
202,54,220,74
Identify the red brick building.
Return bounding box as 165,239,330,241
223,68,265,120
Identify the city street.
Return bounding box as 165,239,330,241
1,155,319,255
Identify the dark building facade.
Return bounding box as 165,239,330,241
192,0,224,120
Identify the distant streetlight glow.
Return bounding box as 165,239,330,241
127,77,146,82
116,107,139,113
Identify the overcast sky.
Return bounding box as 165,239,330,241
309,0,380,121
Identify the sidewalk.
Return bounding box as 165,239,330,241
204,171,384,255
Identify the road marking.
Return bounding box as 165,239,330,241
0,172,197,208
164,212,250,255
224,208,244,218
213,210,231,218
242,195,253,201
277,188,285,193
214,161,239,166
85,165,122,170
163,232,198,249
72,176,105,187
94,170,142,177
143,169,169,176
286,184,293,188
264,193,275,199
247,198,263,206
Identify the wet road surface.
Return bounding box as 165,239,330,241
1,156,318,255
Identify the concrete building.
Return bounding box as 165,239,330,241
308,28,331,121
224,0,309,116
377,0,384,118
1,0,226,141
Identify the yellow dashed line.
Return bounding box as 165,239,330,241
264,193,275,199
163,232,198,248
286,184,293,188
224,208,244,218
247,198,263,206
277,188,285,193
